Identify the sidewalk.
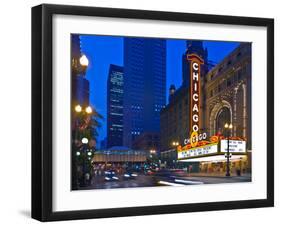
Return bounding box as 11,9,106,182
183,172,251,178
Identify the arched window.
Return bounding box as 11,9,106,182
215,107,231,135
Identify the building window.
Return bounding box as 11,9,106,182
210,90,213,98
227,78,232,87
218,84,221,92
236,52,241,58
238,69,242,80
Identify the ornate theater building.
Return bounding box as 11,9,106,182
160,41,252,175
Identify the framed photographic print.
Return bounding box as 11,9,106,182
32,4,274,221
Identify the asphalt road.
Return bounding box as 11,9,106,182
78,172,251,190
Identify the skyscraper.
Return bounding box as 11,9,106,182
181,40,208,88
107,64,124,148
123,38,166,148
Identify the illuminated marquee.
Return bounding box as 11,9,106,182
187,54,204,147
178,143,218,159
221,140,246,153
177,136,247,160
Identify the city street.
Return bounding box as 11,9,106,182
78,171,251,190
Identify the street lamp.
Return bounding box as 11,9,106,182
72,104,94,189
224,122,233,177
171,142,179,169
74,105,93,115
74,104,82,113
172,141,179,146
80,54,89,67
82,137,89,144
79,54,89,76
85,106,92,114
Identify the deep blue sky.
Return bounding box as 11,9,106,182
80,35,240,146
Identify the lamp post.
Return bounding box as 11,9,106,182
171,141,179,168
172,141,179,147
79,54,89,76
72,104,93,189
76,137,94,187
71,52,92,189
224,123,233,177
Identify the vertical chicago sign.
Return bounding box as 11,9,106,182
187,54,204,147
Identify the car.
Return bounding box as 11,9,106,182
104,170,119,181
144,169,154,175
152,169,176,183
123,171,138,179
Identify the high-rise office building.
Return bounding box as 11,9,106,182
123,38,166,148
107,64,124,148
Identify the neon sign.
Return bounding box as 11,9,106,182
187,54,204,147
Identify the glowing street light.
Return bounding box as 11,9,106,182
79,54,89,67
81,137,88,144
224,123,233,177
172,141,179,146
85,106,92,114
79,54,89,76
74,104,82,113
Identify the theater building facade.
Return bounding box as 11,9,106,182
160,42,252,175
201,43,251,174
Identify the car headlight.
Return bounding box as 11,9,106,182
132,174,138,177
105,177,110,180
124,174,130,177
113,176,119,180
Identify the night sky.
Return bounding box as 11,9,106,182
80,35,240,146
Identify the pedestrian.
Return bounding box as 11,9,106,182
189,165,193,175
236,167,241,176
85,173,90,185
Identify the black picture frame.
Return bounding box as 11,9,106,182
32,4,274,222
